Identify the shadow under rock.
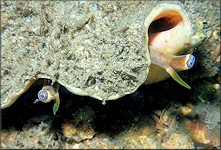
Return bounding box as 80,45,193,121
2,78,193,136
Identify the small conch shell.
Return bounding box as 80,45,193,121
144,3,210,88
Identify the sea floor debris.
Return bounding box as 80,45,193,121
1,84,220,149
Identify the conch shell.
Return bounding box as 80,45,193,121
144,3,210,88
1,2,211,112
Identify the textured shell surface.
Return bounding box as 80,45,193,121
1,1,151,108
1,1,215,108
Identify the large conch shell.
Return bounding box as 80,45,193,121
1,1,150,110
1,2,210,114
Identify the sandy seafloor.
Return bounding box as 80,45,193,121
1,64,221,147
1,79,220,149
1,0,220,149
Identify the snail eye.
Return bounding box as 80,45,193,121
187,55,195,69
38,90,48,101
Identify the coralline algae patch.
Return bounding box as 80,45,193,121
183,119,220,149
61,120,95,143
181,103,220,148
1,122,59,149
61,106,96,143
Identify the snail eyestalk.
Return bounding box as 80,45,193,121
149,46,194,89
166,67,191,89
52,82,60,115
53,93,60,115
34,80,60,115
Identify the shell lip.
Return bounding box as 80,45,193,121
145,3,191,55
144,4,189,30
